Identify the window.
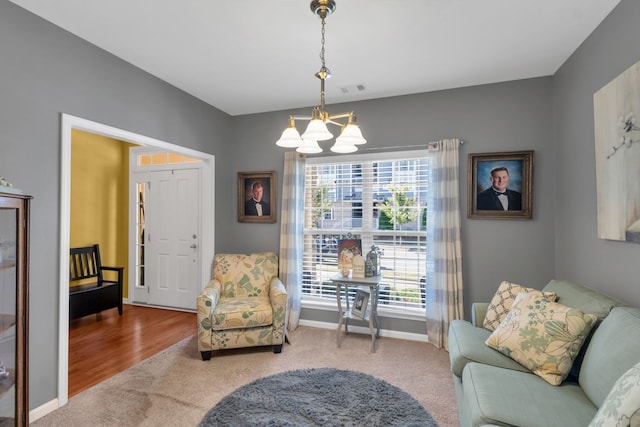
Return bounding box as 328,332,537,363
302,150,429,314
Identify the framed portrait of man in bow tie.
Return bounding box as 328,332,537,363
238,171,277,223
468,151,533,219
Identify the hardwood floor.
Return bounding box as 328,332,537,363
68,304,196,397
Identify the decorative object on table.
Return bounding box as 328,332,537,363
199,368,437,427
351,255,365,279
594,57,640,243
365,244,382,277
237,171,277,224
467,150,534,219
0,176,22,194
351,288,369,319
274,0,367,155
337,236,361,277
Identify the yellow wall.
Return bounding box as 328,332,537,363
70,130,135,297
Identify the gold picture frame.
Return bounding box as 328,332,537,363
468,150,534,219
237,171,276,223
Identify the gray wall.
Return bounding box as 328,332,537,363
2,0,639,415
0,1,233,411
230,78,558,318
553,0,640,306
227,0,640,324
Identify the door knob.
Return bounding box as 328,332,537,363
190,244,197,249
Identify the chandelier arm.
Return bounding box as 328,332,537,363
327,112,353,121
290,115,313,121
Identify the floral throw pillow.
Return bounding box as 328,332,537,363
589,362,640,427
485,292,597,385
483,281,557,331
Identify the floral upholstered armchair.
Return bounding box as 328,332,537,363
197,252,288,360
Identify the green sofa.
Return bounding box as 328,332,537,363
449,280,640,427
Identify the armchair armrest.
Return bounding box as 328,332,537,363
197,279,222,352
269,277,288,344
269,278,287,308
471,302,489,328
197,279,221,316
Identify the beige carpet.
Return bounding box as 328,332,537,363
33,326,459,426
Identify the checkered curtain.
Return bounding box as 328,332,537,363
425,138,464,350
279,151,306,331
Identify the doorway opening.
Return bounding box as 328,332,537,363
58,114,215,407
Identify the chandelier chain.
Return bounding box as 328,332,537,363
320,17,326,69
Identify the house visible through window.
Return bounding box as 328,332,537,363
303,150,429,314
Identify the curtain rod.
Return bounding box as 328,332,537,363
358,140,464,154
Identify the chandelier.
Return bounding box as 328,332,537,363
275,0,366,154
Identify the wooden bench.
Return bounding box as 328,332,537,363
69,244,123,320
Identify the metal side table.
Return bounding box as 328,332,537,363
329,272,382,352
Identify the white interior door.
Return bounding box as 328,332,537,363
146,168,200,309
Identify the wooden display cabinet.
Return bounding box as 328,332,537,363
0,191,30,427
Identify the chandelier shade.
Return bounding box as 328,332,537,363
275,0,366,154
336,116,366,145
302,121,333,141
275,117,303,148
296,139,323,154
330,140,357,153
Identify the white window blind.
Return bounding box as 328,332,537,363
302,150,429,312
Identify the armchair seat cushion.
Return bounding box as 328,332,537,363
212,296,273,331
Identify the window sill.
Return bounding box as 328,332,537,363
301,299,426,322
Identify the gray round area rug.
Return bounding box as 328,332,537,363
199,367,438,427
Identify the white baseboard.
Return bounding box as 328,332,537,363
297,319,429,343
30,398,59,423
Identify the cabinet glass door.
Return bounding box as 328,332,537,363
0,192,29,427
0,207,17,424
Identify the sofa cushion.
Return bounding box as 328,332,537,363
542,280,626,381
448,319,528,378
462,362,597,427
483,281,557,331
212,296,273,330
589,361,640,427
579,307,640,407
542,280,622,320
486,292,598,385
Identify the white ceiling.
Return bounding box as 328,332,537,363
9,0,621,116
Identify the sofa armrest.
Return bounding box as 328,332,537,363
471,302,489,327
197,279,221,351
269,277,288,344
